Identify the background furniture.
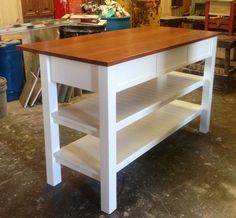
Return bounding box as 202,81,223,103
171,0,191,16
21,0,54,18
19,27,218,214
160,16,184,27
217,34,236,80
190,0,205,16
205,0,236,36
183,15,205,29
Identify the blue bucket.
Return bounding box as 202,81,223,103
103,16,131,31
0,40,24,101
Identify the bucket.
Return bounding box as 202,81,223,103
0,76,7,118
0,40,24,101
102,16,131,31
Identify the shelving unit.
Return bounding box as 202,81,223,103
54,100,201,181
18,27,219,214
52,71,203,136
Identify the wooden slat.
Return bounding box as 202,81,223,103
64,87,74,103
19,71,37,108
29,78,42,106
18,26,219,66
58,85,68,103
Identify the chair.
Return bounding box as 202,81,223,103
205,0,236,36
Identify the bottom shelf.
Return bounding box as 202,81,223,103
54,100,201,181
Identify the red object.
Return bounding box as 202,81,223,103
205,0,236,36
66,0,83,14
54,0,67,18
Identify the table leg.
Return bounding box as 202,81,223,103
199,37,217,133
98,66,117,214
40,55,62,186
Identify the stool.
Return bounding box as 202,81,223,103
217,34,236,83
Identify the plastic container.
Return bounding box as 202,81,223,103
103,16,131,31
0,76,7,118
0,40,24,101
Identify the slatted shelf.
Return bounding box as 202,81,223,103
52,71,203,136
54,100,201,181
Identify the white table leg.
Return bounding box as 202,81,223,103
200,37,217,133
40,55,62,186
98,66,117,214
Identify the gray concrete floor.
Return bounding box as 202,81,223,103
0,80,236,218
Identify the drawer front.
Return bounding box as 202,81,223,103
112,54,158,92
51,57,99,92
156,45,188,74
188,38,212,63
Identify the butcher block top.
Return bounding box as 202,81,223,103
18,26,219,66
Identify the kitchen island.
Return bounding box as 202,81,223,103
18,26,218,214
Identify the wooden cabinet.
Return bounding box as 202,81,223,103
21,0,38,17
39,0,54,16
21,0,54,17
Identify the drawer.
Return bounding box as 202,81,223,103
156,45,188,74
188,38,212,63
51,57,99,92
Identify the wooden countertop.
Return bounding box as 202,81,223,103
18,26,219,66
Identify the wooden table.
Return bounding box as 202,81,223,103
160,16,185,27
184,15,205,29
18,27,218,214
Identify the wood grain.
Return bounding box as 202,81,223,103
18,26,219,66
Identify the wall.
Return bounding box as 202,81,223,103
160,0,171,16
183,0,191,15
0,0,23,26
160,0,192,17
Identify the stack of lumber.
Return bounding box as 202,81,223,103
19,66,41,108
19,66,82,107
57,85,82,103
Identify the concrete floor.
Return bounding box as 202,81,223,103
0,81,236,218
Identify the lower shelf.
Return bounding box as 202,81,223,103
54,100,201,181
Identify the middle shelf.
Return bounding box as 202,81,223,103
52,71,203,136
